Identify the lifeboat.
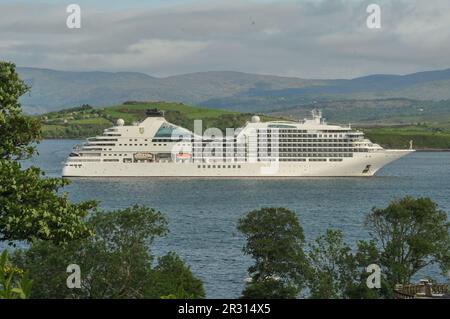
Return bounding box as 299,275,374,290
176,153,192,159
133,152,153,160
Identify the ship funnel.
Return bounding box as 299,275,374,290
311,109,322,123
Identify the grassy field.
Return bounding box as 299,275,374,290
39,101,273,139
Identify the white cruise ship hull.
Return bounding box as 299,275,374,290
62,150,413,178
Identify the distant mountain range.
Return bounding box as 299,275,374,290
17,67,450,116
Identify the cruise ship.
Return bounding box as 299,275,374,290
62,109,414,177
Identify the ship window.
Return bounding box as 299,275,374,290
197,165,201,168
154,123,191,139
154,123,177,138
233,165,236,168
207,165,211,168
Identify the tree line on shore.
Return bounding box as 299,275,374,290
1,61,449,299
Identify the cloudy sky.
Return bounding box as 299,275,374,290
1,0,450,78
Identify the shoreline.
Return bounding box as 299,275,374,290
415,149,450,152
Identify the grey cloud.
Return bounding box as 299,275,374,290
1,0,450,78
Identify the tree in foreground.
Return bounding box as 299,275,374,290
13,205,205,299
362,196,450,295
0,251,32,299
306,229,359,299
0,61,95,244
237,197,450,299
237,207,308,298
148,252,205,299
306,197,450,299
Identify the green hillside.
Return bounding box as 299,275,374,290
363,125,450,150
268,99,450,125
39,101,272,139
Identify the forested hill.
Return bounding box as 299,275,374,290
38,101,272,139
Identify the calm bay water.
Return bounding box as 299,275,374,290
24,140,450,298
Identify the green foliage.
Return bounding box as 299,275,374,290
363,197,450,294
237,207,308,298
364,127,450,149
0,250,32,299
2,62,205,299
237,198,450,299
0,62,41,160
241,278,298,299
351,240,392,299
0,61,96,244
306,230,358,299
147,252,205,299
13,206,204,299
42,123,112,139
0,160,95,243
305,230,386,299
